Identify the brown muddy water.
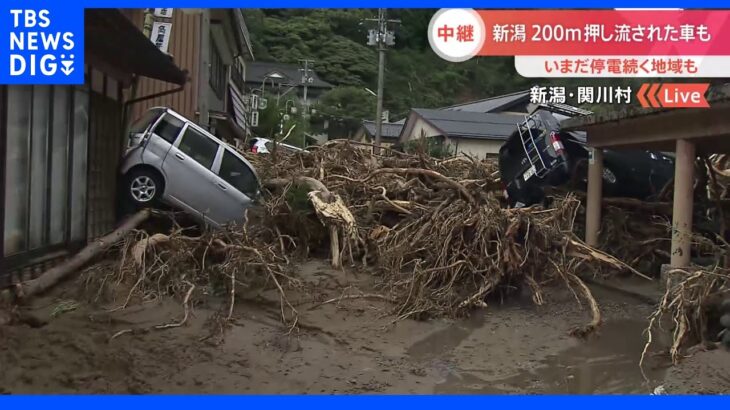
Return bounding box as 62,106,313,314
0,261,720,394
413,318,664,394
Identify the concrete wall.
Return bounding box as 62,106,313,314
208,90,225,113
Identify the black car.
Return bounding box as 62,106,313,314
498,106,675,208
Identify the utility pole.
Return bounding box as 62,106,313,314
374,27,385,154
366,9,399,154
299,59,315,148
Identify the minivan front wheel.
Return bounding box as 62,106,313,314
126,169,163,206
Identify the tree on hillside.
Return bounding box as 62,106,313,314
252,93,309,148
243,9,539,131
312,86,377,138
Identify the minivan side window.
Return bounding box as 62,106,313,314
153,114,185,144
219,150,258,196
130,109,163,134
177,127,219,169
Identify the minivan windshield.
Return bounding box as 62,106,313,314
129,108,164,135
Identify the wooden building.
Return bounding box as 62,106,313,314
0,9,186,286
123,9,254,147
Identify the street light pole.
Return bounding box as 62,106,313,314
260,77,275,97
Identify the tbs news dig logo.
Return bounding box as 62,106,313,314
4,9,82,84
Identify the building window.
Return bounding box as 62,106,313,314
3,85,89,258
231,57,244,91
209,43,226,100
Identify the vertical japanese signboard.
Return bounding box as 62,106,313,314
150,22,172,54
149,9,173,54
153,8,174,18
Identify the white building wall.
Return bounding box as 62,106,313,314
400,118,442,142
447,137,503,158
401,117,504,158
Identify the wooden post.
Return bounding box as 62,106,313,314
198,9,210,130
671,139,696,267
585,147,604,247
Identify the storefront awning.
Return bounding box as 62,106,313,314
229,82,248,131
85,9,188,86
210,111,247,141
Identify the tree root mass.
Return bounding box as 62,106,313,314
14,142,730,364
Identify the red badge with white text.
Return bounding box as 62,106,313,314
428,9,486,62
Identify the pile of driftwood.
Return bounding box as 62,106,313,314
84,210,301,341
11,142,730,354
252,144,730,350
243,142,652,334
642,265,730,366
636,155,730,363
563,196,673,275
27,142,661,336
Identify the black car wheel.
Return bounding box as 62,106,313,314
126,168,163,206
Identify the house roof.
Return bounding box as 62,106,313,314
411,108,520,140
558,84,730,152
442,90,531,113
562,83,730,131
245,61,333,89
234,9,255,61
362,120,404,139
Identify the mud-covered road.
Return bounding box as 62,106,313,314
1,261,728,394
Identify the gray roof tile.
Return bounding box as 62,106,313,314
362,120,403,139
442,90,531,113
245,61,333,89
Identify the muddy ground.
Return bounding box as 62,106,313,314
1,260,728,394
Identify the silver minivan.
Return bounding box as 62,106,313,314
120,107,260,227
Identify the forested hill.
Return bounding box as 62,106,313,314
243,9,533,120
